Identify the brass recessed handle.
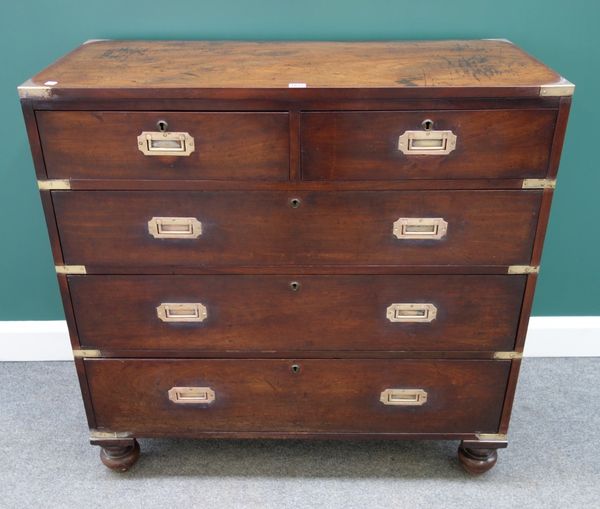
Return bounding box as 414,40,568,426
386,303,437,323
137,130,195,156
148,217,202,239
398,129,457,155
157,303,207,322
380,388,428,406
393,217,448,240
168,387,215,404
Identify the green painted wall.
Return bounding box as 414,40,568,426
1,0,598,319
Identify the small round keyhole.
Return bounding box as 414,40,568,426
289,281,301,292
289,198,301,209
421,119,434,131
291,364,301,374
156,120,169,132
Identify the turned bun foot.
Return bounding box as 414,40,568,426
458,444,498,475
99,439,140,472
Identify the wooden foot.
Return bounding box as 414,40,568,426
99,439,140,472
458,443,498,475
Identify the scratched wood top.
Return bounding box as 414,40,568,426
20,40,566,100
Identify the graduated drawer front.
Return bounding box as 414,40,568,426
70,275,525,352
301,110,556,180
53,190,541,267
37,111,290,180
86,359,510,434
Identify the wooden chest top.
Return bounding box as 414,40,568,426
19,39,571,100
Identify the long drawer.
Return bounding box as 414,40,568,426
86,359,510,434
301,110,556,180
53,190,541,267
70,275,525,352
37,111,290,180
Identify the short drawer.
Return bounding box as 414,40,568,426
53,190,540,267
301,110,556,180
70,275,525,352
37,111,289,180
86,358,510,434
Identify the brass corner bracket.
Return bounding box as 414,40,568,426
73,349,102,358
55,265,87,274
476,433,508,441
507,265,539,275
539,78,575,97
38,179,71,190
90,430,132,440
83,38,111,45
522,179,556,190
18,84,53,100
493,351,523,360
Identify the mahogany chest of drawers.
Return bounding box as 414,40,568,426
19,40,573,474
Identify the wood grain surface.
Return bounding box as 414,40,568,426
23,40,561,94
86,358,510,434
38,111,289,180
69,274,525,352
52,190,541,267
302,110,556,180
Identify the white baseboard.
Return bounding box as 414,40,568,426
0,317,598,361
522,316,600,357
0,321,72,361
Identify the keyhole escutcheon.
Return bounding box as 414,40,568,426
421,119,434,131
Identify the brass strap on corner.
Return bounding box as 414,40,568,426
18,82,54,99
38,179,71,190
522,179,556,189
90,430,132,440
55,265,86,274
493,351,523,360
73,349,102,358
507,265,539,275
539,79,575,97
476,433,508,441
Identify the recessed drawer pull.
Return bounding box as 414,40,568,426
137,131,195,156
168,386,215,404
398,129,457,155
148,217,202,239
386,303,437,323
156,303,208,322
380,388,428,406
393,217,448,240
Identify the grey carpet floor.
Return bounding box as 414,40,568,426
0,359,598,509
